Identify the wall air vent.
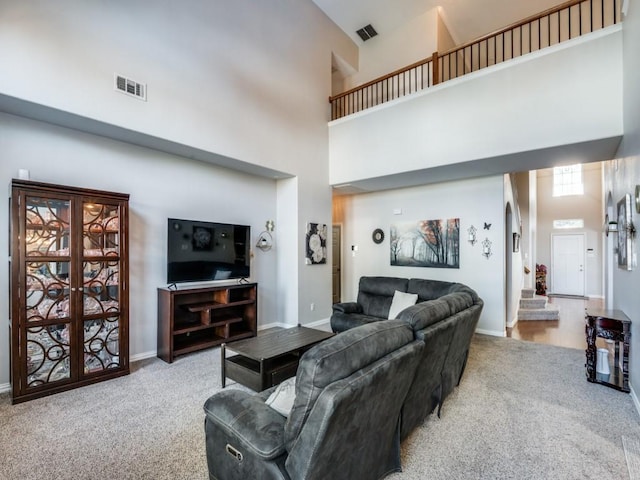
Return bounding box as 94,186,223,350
356,24,378,42
114,74,147,101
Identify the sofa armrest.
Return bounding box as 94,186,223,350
203,389,287,460
332,302,362,314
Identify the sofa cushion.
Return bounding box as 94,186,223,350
439,292,474,313
388,290,418,319
203,390,287,460
357,276,408,318
331,302,362,314
284,319,414,451
407,278,458,301
330,311,381,333
397,298,452,331
265,376,297,417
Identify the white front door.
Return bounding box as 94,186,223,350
551,233,585,296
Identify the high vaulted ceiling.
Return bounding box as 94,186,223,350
312,0,565,46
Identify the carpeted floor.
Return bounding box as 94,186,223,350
0,334,638,480
623,436,640,480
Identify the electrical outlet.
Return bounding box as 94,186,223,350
310,303,315,311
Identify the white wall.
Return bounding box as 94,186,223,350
0,113,280,387
514,172,533,288
0,0,358,389
0,0,356,177
338,175,505,337
329,27,623,186
345,8,439,89
536,164,604,297
528,171,539,289
504,175,524,327
607,1,640,405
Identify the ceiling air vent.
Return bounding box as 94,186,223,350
356,24,378,42
114,74,147,101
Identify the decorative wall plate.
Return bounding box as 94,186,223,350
372,228,384,244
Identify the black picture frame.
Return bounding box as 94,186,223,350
617,194,632,270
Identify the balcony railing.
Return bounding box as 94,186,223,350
329,0,621,121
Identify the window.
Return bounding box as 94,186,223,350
553,164,583,196
553,219,584,229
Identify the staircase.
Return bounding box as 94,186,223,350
517,288,560,321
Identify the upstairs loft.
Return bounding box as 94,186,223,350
328,0,624,193
0,0,624,190
329,0,622,121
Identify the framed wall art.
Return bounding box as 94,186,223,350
390,218,460,268
617,194,633,270
305,222,327,265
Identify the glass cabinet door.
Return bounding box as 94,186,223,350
81,201,124,375
11,180,129,403
22,196,73,389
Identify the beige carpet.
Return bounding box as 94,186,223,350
0,334,638,479
624,436,640,480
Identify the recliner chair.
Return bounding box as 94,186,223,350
203,319,424,480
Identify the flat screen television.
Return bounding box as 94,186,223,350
167,218,250,284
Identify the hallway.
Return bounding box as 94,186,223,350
507,296,604,350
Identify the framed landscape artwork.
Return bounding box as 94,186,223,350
390,218,460,268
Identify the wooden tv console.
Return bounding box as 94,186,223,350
157,283,257,363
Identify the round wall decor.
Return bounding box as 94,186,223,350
372,228,385,244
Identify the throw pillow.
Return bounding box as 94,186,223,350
388,290,418,319
265,376,297,417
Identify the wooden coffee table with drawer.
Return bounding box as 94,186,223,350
221,326,334,391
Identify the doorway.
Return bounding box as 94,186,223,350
505,203,514,329
332,224,342,304
550,233,585,296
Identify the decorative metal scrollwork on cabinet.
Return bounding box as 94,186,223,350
10,180,130,403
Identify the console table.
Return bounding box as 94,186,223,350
585,309,631,392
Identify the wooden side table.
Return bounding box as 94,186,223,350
585,309,631,392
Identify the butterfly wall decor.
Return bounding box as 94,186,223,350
483,222,492,230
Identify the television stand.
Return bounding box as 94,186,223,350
157,283,257,363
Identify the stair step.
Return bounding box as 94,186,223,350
518,306,560,321
521,288,536,299
519,297,547,309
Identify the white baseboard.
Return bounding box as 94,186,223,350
630,383,640,419
258,320,290,330
130,350,158,363
129,319,333,364
259,318,331,331
476,327,507,338
0,382,10,394
304,318,331,330
506,317,518,329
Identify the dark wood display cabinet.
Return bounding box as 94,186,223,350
157,283,257,363
10,180,129,404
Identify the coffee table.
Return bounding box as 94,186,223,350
221,326,334,391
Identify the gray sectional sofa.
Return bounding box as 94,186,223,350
203,320,424,480
203,276,483,479
332,276,483,437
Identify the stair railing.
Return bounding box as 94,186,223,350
329,0,621,121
